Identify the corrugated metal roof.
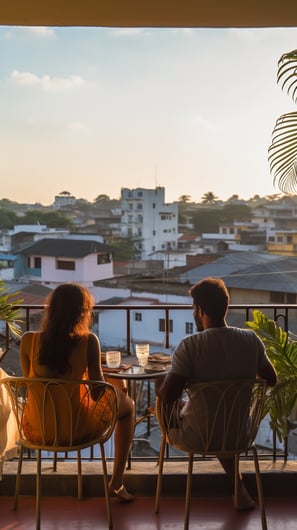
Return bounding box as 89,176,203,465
226,257,297,293
180,252,284,285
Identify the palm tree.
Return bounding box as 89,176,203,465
200,191,219,204
268,49,297,193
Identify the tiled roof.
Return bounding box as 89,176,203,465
17,238,112,258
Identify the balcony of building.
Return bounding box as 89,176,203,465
1,302,297,529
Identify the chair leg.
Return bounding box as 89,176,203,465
184,452,193,530
36,449,41,530
154,435,166,513
251,445,267,530
234,453,240,507
77,450,82,500
14,444,24,511
100,442,113,529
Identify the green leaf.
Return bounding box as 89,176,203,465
246,309,297,441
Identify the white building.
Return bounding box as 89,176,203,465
53,193,76,209
16,238,114,288
120,187,178,260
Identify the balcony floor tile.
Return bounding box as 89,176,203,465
1,495,296,530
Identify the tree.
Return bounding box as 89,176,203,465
178,195,192,203
0,208,19,229
111,238,141,261
200,192,219,205
94,194,110,204
22,210,75,230
226,194,240,203
192,204,251,233
268,49,297,193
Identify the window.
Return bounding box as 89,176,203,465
152,230,156,235
159,318,173,332
34,257,41,268
270,291,285,303
137,191,143,197
56,260,75,270
287,236,293,244
27,257,30,267
277,236,283,243
137,203,142,210
128,215,133,223
152,203,155,208
129,203,133,210
134,312,142,321
138,215,143,223
268,236,275,242
97,253,111,264
287,293,296,304
185,322,193,334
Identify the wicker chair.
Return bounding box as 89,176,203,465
0,376,118,530
155,379,268,530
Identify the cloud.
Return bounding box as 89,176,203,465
10,70,85,91
4,26,56,39
67,121,89,134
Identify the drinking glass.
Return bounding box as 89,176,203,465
135,343,150,367
106,350,121,368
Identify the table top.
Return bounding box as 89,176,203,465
102,354,171,380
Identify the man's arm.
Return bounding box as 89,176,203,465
257,361,277,387
156,372,187,403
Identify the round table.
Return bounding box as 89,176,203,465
103,359,170,467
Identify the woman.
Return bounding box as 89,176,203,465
20,282,135,502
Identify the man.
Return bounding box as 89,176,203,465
156,277,277,510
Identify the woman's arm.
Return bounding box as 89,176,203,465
87,333,104,382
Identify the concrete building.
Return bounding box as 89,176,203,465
120,187,178,260
15,238,114,288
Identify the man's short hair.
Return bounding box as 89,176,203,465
190,277,230,320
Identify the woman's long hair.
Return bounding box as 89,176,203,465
38,283,94,374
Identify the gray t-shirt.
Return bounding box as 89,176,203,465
168,326,269,451
170,326,268,383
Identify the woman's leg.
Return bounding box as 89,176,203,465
108,388,135,501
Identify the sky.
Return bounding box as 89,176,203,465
1,26,297,206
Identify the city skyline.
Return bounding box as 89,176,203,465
1,26,297,205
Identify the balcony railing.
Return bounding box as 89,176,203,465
1,302,296,463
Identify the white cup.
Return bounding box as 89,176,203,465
135,343,150,367
106,350,121,368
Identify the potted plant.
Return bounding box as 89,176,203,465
246,309,297,442
0,280,23,351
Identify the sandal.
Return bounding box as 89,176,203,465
110,484,135,503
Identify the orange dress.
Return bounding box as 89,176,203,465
21,332,112,446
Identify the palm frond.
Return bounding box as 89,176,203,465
268,112,297,193
277,49,297,104
269,49,297,193
0,283,23,336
